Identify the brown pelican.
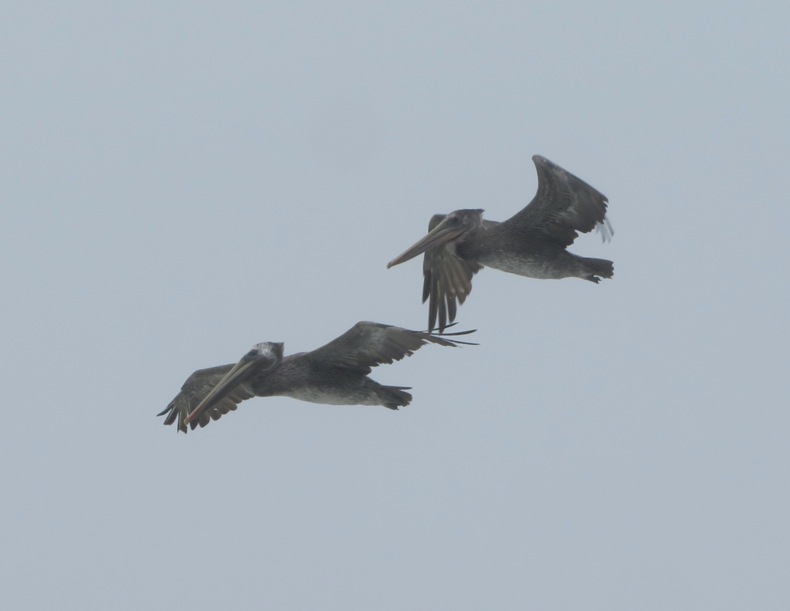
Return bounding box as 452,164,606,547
387,155,614,332
158,322,474,433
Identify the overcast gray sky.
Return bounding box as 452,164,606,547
2,2,788,609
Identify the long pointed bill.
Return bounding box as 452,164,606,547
386,223,466,268
185,358,257,425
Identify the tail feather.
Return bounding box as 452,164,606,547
379,385,412,410
582,257,614,283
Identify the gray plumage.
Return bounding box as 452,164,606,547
387,155,614,332
158,322,474,433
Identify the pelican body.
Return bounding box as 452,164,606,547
387,155,614,332
158,322,474,433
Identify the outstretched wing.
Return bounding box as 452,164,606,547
306,321,474,373
158,364,255,433
502,155,612,246
421,214,485,333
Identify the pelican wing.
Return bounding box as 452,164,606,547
421,214,484,333
502,155,612,246
158,364,256,433
306,321,473,373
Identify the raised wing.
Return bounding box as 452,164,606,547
306,321,475,373
421,214,485,333
502,155,612,246
158,364,255,433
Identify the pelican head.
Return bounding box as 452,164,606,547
387,209,485,268
185,341,284,425
246,341,285,364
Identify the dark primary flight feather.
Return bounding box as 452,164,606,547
388,155,614,332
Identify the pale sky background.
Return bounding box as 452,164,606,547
2,2,788,610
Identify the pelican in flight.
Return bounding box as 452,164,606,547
158,322,474,433
387,155,614,332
